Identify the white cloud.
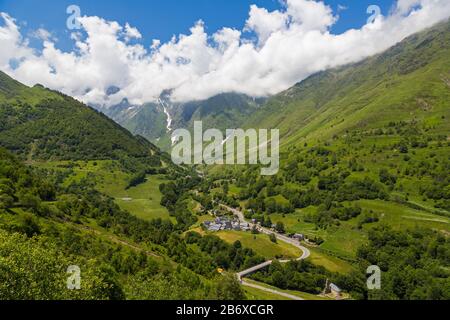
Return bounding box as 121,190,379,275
396,0,423,14
245,5,287,45
0,13,33,69
0,0,450,106
337,5,348,12
125,22,142,41
286,0,337,31
30,28,55,41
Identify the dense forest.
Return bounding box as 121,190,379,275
0,147,253,299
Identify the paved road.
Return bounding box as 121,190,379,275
220,204,311,262
237,261,273,279
241,280,304,300
220,204,312,300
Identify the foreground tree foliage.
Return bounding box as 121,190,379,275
216,273,246,300
0,230,118,300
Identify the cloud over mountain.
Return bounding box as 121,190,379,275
1,0,449,106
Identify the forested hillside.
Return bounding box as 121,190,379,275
0,145,262,299
0,71,162,162
200,20,450,300
0,72,257,300
0,147,156,299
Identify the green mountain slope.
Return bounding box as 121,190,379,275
102,99,168,146
0,72,162,162
171,93,265,132
244,19,450,148
103,92,265,151
202,20,450,300
120,104,168,142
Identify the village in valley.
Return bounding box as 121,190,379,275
201,208,307,243
200,207,346,300
203,215,251,232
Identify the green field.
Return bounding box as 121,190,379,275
355,200,450,232
35,160,173,222
306,248,355,274
215,230,302,260
270,208,366,259
114,176,171,221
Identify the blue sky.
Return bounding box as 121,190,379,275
0,0,396,51
2,0,446,105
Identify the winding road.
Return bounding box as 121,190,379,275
242,281,305,300
220,205,311,300
221,204,311,263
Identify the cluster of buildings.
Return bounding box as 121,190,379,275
203,216,251,232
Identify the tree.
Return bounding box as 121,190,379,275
265,198,277,213
262,215,273,228
126,171,146,189
379,168,397,186
398,143,409,154
275,222,285,234
269,233,277,243
216,273,246,300
15,213,40,237
18,192,41,212
223,181,229,195
233,240,242,250
271,271,287,289
0,230,115,300
0,194,14,209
